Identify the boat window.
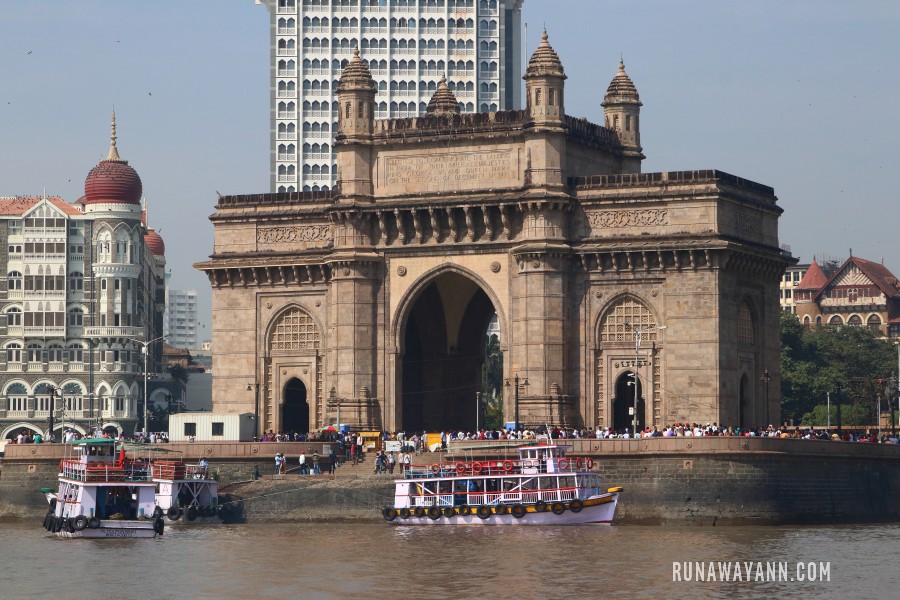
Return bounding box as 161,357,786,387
539,477,554,490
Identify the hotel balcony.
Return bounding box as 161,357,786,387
83,326,144,340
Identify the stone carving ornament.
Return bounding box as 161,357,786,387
586,209,669,229
257,225,333,245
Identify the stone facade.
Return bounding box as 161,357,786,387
196,35,792,435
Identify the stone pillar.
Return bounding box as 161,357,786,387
325,249,382,429
510,245,570,427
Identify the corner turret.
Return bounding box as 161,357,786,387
602,59,644,169
524,31,566,127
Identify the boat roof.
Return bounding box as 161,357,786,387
69,438,117,445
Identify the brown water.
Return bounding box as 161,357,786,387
2,521,898,599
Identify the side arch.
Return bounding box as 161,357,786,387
594,294,661,430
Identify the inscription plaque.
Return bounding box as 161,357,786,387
382,149,519,193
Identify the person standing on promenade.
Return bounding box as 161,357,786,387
312,449,320,475
388,452,396,475
329,448,337,474
298,450,307,474
274,452,283,475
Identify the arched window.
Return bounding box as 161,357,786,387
848,315,862,327
5,307,22,326
5,343,22,363
829,315,843,326
269,307,321,350
867,314,882,330
7,271,22,290
599,298,658,343
68,307,84,327
47,345,64,362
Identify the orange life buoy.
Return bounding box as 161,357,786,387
586,458,594,470
558,458,569,470
455,462,467,474
472,461,483,474
575,458,585,470
431,464,441,474
502,460,514,472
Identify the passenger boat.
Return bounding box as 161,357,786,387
381,442,622,525
40,438,224,538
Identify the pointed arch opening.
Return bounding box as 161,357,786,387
398,270,501,432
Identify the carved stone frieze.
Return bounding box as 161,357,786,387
586,209,668,230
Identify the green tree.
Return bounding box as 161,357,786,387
781,311,896,426
481,334,504,429
168,363,189,385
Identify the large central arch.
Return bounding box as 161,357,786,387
397,270,500,433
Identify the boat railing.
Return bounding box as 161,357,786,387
152,460,187,480
404,456,594,479
405,486,584,507
60,459,152,483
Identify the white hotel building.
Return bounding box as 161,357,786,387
258,0,525,192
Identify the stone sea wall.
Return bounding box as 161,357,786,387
3,438,899,525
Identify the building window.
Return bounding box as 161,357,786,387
184,422,197,437
7,271,22,290
269,307,321,350
829,315,843,326
867,314,882,330
599,298,658,343
68,345,84,363
212,423,225,436
5,307,22,326
5,343,22,363
68,307,84,327
737,302,754,345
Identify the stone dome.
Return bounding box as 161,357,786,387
337,47,376,92
426,76,460,115
145,229,165,256
604,60,640,103
84,112,142,206
525,30,566,78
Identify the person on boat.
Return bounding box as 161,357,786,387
198,457,209,478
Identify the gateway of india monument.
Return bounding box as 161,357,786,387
196,33,793,436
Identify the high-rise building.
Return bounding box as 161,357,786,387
164,289,199,349
0,114,167,440
257,0,524,192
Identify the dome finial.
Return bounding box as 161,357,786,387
106,109,122,162
353,46,360,58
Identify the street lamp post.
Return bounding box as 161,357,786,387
623,322,664,436
761,369,772,428
47,387,60,443
247,382,260,441
835,382,843,436
135,334,168,439
504,374,528,431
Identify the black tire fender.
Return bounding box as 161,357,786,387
167,506,182,521
569,499,584,513
535,500,547,512
511,504,527,518
88,516,101,529
186,506,198,522
382,507,397,522
477,505,491,519
552,502,565,515
413,506,425,518
495,504,510,516
73,515,88,531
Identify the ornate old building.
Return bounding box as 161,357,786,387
197,34,793,435
794,255,900,338
0,114,167,440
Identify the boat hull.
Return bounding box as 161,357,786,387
52,520,158,539
386,493,618,526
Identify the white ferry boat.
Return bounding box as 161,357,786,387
40,438,224,538
382,443,622,525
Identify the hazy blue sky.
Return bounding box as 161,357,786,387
3,1,899,339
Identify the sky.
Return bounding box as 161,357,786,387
3,1,899,339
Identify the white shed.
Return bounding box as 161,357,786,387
168,412,256,442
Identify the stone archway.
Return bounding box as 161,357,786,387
398,271,499,433
613,371,644,434
282,377,309,436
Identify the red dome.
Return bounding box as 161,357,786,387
145,229,165,255
84,159,142,205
